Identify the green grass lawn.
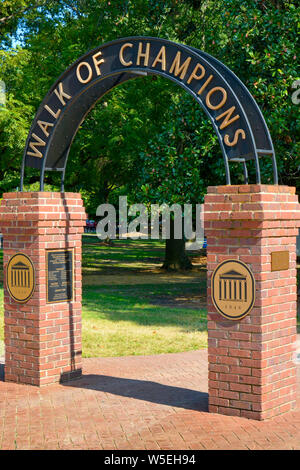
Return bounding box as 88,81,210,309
81,237,208,356
0,237,299,358
82,282,207,357
0,237,208,357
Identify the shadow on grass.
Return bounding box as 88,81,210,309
81,237,205,274
62,374,208,412
82,283,208,332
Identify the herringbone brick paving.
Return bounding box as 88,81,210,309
0,349,299,450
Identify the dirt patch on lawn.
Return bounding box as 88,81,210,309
83,251,207,285
149,293,207,310
83,269,207,286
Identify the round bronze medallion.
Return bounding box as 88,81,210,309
211,259,255,320
6,253,35,303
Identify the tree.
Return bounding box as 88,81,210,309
132,91,224,270
0,0,208,215
199,0,299,191
0,0,298,270
130,0,299,268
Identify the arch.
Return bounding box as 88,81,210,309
20,37,277,190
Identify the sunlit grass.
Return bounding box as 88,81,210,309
0,238,299,358
82,283,207,357
0,238,208,357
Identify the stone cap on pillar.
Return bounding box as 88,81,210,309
204,185,300,235
207,184,296,195
0,192,87,230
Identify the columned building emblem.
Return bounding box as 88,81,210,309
6,253,35,303
211,259,255,320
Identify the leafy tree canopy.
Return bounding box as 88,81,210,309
0,0,299,216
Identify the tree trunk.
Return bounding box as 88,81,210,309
162,217,192,271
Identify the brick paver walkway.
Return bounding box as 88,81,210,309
0,350,299,450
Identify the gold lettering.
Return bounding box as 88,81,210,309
119,43,133,66
76,62,93,84
26,133,46,158
206,86,227,110
92,51,104,76
44,104,61,119
216,106,240,130
187,63,205,85
197,74,213,95
136,42,150,66
169,52,191,80
54,82,71,106
151,46,167,71
37,120,54,138
224,129,246,147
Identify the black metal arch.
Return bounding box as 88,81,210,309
20,37,277,191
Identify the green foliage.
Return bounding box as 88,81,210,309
66,75,178,215
0,49,32,191
134,93,223,206
134,0,300,208
0,0,299,212
199,0,299,189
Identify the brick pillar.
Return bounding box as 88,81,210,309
0,192,86,386
204,185,300,420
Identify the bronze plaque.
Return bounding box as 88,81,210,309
271,251,289,271
46,250,73,303
211,259,255,320
6,253,35,303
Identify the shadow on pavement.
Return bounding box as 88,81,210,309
0,363,4,381
62,374,208,412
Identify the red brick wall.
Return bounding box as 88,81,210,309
204,185,300,420
0,192,86,386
